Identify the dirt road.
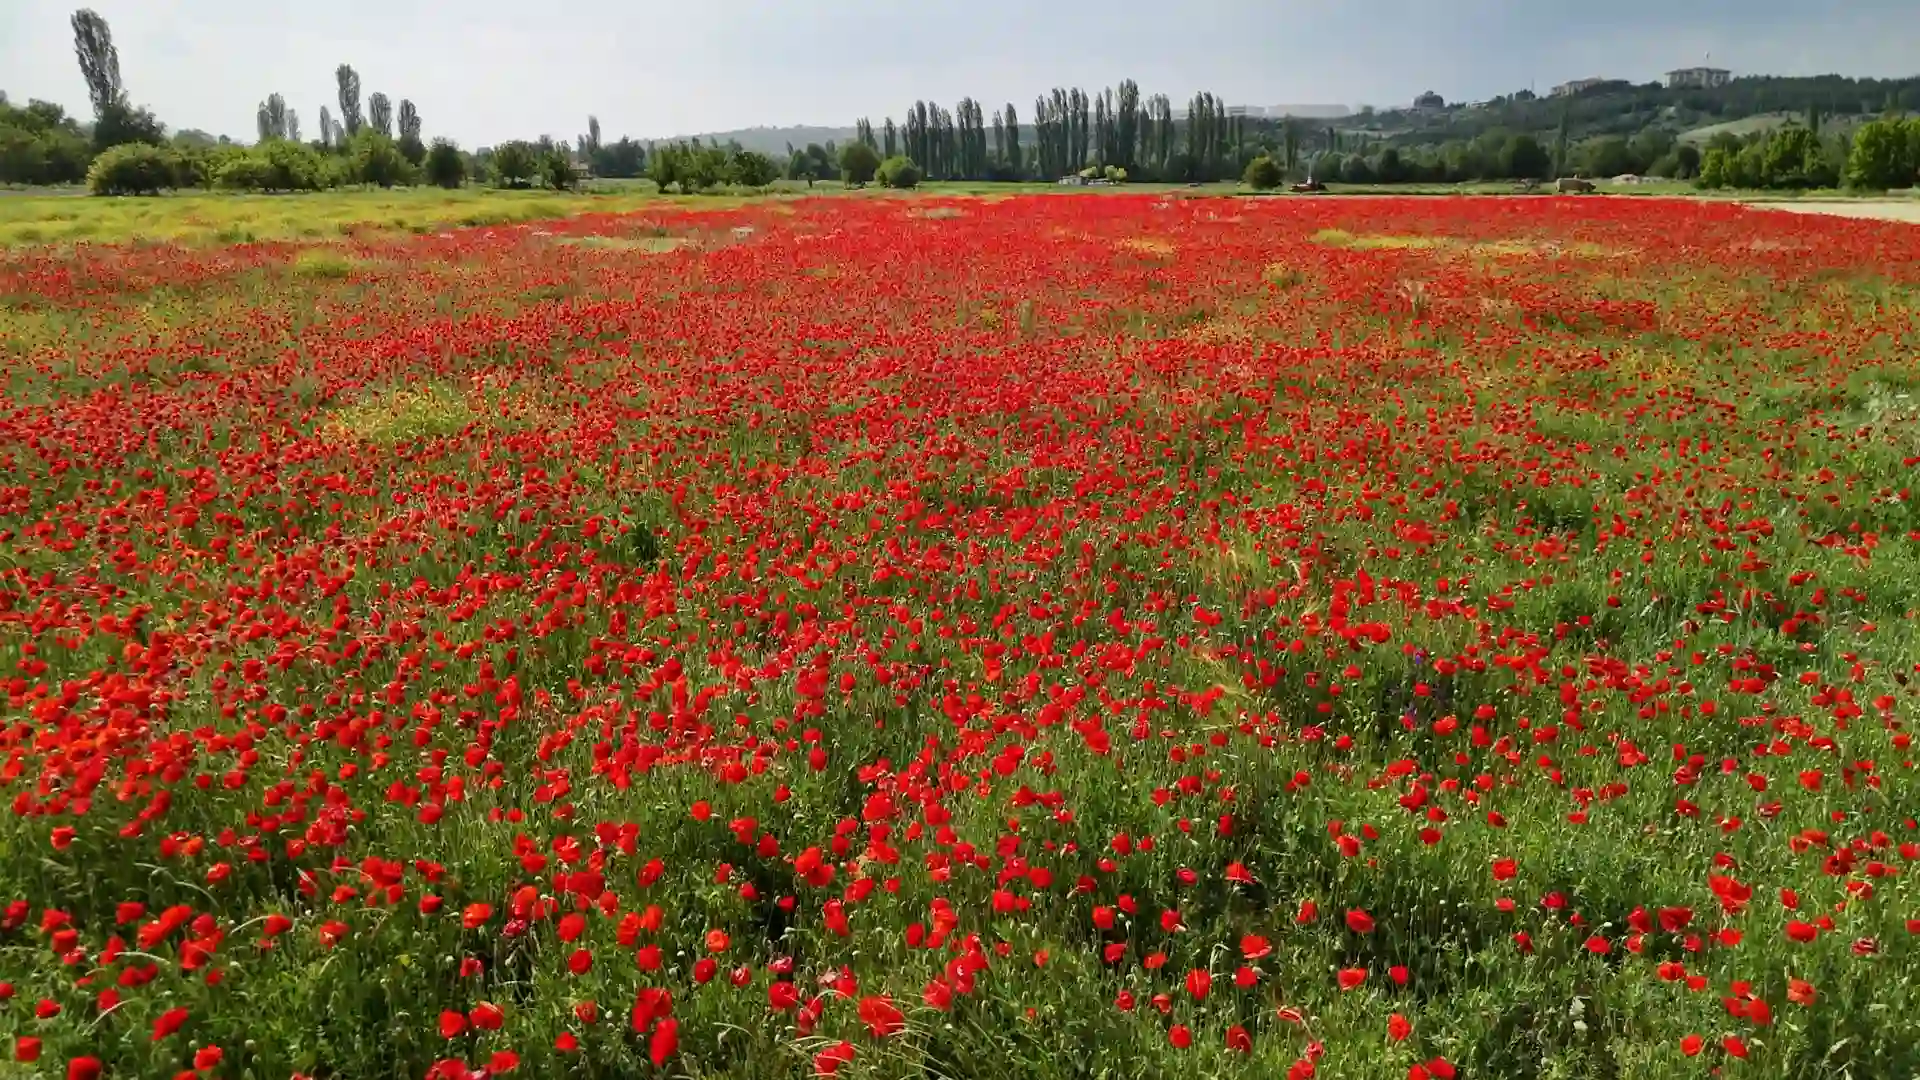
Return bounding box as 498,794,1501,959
1746,200,1920,223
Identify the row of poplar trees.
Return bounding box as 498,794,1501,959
251,65,426,162
863,83,1256,183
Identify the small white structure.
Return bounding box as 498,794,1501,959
1666,67,1732,89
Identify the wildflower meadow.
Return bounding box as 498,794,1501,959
1,192,1917,1080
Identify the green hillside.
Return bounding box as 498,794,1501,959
1353,74,1920,149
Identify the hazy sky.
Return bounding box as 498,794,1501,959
4,0,1915,146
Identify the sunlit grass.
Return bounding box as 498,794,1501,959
321,383,475,444
0,187,667,248
549,234,688,253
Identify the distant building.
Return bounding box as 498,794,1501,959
1552,78,1609,97
1666,67,1732,89
1412,91,1446,111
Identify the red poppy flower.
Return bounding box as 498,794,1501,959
858,995,905,1038
650,1018,679,1067
814,1041,855,1075
153,1007,189,1041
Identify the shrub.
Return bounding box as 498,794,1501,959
262,139,329,190
839,140,881,186
213,153,277,191
352,132,411,188
212,141,328,192
877,155,921,189
86,142,177,195
1242,155,1283,190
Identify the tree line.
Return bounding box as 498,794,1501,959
854,84,1274,184
841,83,1588,185
9,9,1919,196
1,8,672,194
1,10,163,187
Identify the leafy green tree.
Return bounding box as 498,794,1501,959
1003,103,1022,178
1114,79,1139,172
0,97,93,184
1673,143,1701,179
318,106,335,150
1242,155,1282,189
213,153,276,191
1501,134,1551,179
1696,147,1732,188
397,100,424,164
787,142,835,186
1552,103,1571,177
877,155,921,189
542,149,577,190
86,142,175,194
1578,136,1633,178
728,149,778,187
92,101,166,151
335,65,363,136
264,139,327,189
368,93,393,138
351,130,409,187
70,10,124,118
1761,125,1829,188
1627,128,1675,173
839,139,881,185
424,138,465,188
72,10,164,152
1845,118,1915,189
649,144,680,191
590,137,647,178
257,93,291,141
214,140,327,191
1376,147,1406,183
492,140,538,187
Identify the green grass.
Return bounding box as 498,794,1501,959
6,178,1916,253
0,185,665,247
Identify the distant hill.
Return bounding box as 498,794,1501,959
647,125,858,156
1255,104,1353,120
1348,74,1920,149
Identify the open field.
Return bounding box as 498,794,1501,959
2,193,1918,1080
0,186,672,247
11,180,1918,249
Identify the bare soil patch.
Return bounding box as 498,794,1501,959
1746,200,1920,223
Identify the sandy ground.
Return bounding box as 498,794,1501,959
1745,200,1920,223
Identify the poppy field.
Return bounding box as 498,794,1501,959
2,192,1918,1080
